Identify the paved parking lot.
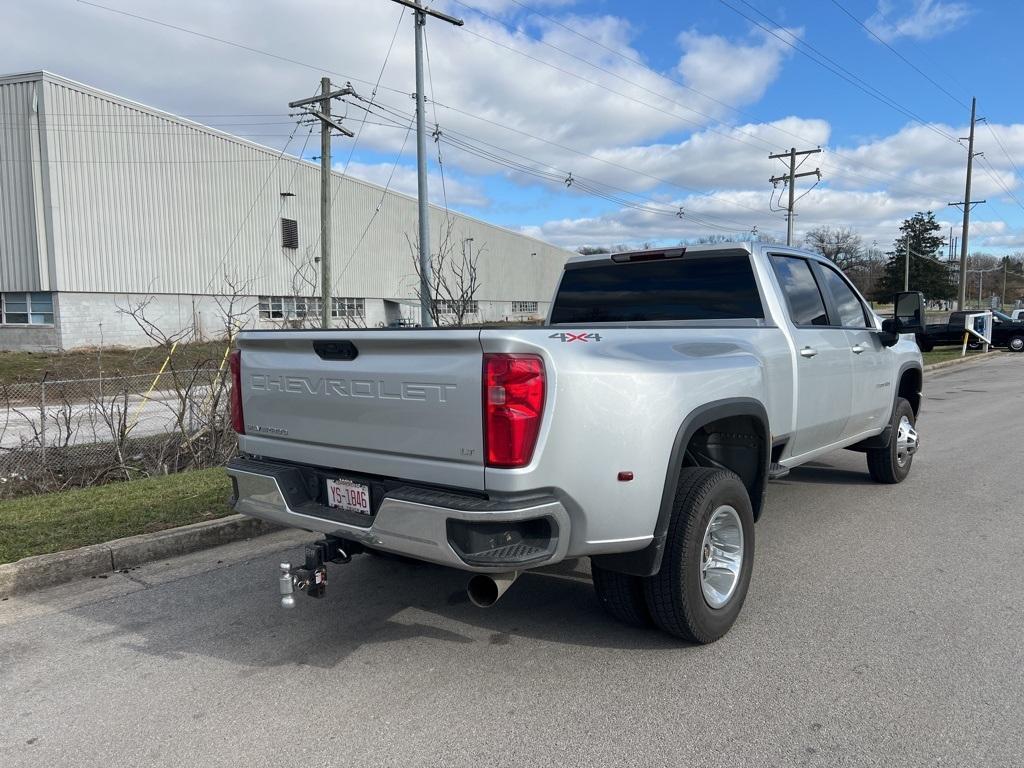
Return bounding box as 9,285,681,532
2,355,1022,767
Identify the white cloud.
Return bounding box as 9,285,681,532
866,0,972,43
3,0,1020,256
676,27,800,108
455,0,577,15
339,161,489,208
980,234,1024,249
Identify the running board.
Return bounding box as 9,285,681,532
768,462,790,480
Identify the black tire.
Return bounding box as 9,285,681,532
591,562,652,627
915,335,934,353
866,397,917,484
643,467,754,644
1008,335,1024,353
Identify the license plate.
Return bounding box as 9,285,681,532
325,478,371,515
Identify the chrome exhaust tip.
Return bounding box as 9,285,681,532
467,571,519,608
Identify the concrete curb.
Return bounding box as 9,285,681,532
924,350,1003,373
0,514,280,599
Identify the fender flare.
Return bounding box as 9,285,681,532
592,397,769,578
895,362,923,416
846,361,923,452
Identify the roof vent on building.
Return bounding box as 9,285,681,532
281,218,298,249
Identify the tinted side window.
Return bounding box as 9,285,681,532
818,265,869,328
550,253,764,323
770,256,828,326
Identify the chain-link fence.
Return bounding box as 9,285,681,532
0,369,236,498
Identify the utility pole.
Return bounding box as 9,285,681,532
289,80,355,328
769,147,822,246
1002,257,1008,308
948,97,985,311
904,239,910,292
391,0,464,327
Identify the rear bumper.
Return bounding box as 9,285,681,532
226,457,570,573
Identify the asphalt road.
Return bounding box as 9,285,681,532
2,355,1022,767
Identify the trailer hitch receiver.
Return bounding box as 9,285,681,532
278,537,353,608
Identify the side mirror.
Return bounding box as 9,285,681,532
893,291,926,334
879,318,899,347
878,291,925,348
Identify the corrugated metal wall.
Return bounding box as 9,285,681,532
17,73,568,301
0,77,45,291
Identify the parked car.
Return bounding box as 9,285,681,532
226,243,925,642
918,309,1024,352
1010,309,1024,322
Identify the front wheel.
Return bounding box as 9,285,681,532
866,397,918,483
644,467,755,643
1008,335,1024,353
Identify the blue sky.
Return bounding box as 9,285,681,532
6,0,1024,252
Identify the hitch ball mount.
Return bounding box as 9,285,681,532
279,537,356,608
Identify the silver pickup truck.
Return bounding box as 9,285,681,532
227,242,925,642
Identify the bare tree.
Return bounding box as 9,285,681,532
803,226,865,272
408,219,483,327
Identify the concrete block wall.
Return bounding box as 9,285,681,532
0,324,60,352
0,292,556,352
56,293,241,349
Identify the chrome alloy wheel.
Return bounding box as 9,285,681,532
700,505,744,609
895,414,919,468
1010,337,1024,352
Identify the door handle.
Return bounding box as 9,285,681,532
799,346,818,358
851,344,865,354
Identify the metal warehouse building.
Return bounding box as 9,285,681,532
0,71,570,351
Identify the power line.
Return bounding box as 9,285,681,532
450,0,781,152
462,0,968,200
422,22,452,223
977,155,1024,214
76,0,963,207
338,116,417,281
438,4,970,202
366,95,780,220
769,147,822,245
355,97,769,232
718,0,960,146
827,0,969,110
982,121,1024,185
304,7,406,277
201,113,311,293
74,0,1006,245
75,0,408,97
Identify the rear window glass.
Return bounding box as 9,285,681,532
770,256,829,326
549,253,764,324
818,264,869,328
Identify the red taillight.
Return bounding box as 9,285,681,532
483,353,545,468
229,349,245,435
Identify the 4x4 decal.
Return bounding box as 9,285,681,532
549,332,602,343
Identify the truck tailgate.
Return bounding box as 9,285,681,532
236,330,485,490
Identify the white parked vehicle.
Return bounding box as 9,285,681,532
226,243,925,642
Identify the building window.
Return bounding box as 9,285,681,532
511,301,538,314
258,296,321,321
332,297,365,319
433,299,478,315
281,218,299,249
258,296,283,320
2,292,54,325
